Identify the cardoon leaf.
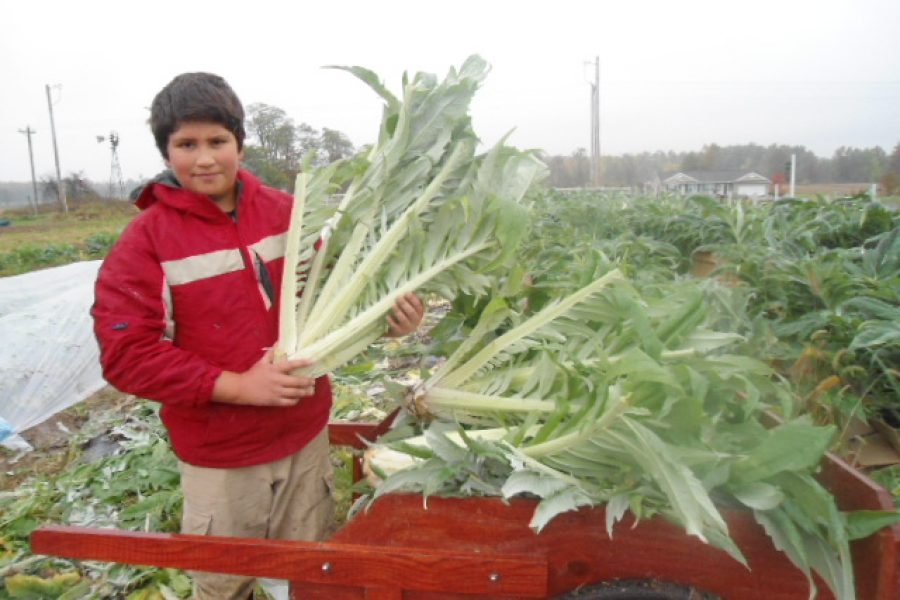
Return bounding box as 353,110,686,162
845,510,900,540
732,482,785,511
530,486,594,532
732,420,835,484
278,56,546,378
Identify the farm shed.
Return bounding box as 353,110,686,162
655,170,771,198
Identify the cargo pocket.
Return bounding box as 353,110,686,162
181,507,213,536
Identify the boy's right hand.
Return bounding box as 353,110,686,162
212,350,317,406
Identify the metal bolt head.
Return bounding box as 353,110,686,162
321,562,332,574
489,572,501,583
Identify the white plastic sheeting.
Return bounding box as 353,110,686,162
0,260,106,450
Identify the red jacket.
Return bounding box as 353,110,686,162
92,169,331,468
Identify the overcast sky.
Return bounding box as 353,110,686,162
2,0,898,183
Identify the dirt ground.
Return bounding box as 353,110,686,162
0,387,138,492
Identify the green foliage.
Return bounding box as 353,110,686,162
84,232,119,256
0,401,188,599
0,244,79,275
0,232,121,277
368,190,900,600
869,465,900,508
4,571,85,599
370,273,895,598
527,192,900,426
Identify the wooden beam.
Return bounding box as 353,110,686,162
328,410,400,448
31,525,548,597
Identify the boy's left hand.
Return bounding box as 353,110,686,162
386,292,424,338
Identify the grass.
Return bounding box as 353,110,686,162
0,200,136,276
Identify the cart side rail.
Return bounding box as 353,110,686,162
31,524,549,598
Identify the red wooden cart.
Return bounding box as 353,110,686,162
32,418,900,599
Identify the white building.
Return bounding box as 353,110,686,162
657,170,771,198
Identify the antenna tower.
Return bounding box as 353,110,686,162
97,131,126,199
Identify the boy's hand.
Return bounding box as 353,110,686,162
386,292,424,338
213,350,317,406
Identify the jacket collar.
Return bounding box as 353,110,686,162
132,169,261,220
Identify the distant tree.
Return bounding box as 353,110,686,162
243,103,302,189
701,143,721,169
879,142,900,194
601,154,645,186
888,142,900,174
292,124,357,167
540,143,893,190
867,146,887,182
320,128,356,164
681,152,703,171
542,149,590,187
542,153,569,187
64,171,100,201
38,172,98,203
569,148,590,187
794,147,824,183
246,103,297,164
242,103,357,190
296,123,321,161
40,175,57,202
831,146,886,183
242,145,292,190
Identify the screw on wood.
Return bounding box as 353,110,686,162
489,572,501,583
321,562,332,574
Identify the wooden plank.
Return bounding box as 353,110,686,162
329,410,400,449
328,422,380,448
364,589,403,600
818,451,898,600
31,525,548,597
325,493,897,600
819,451,895,511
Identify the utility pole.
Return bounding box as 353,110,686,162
45,83,68,213
588,56,600,188
790,153,796,198
18,126,39,215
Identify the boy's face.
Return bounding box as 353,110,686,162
166,121,244,211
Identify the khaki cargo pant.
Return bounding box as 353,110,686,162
179,428,335,600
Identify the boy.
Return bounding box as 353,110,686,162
91,72,423,599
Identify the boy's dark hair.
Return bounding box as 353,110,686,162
150,72,246,159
